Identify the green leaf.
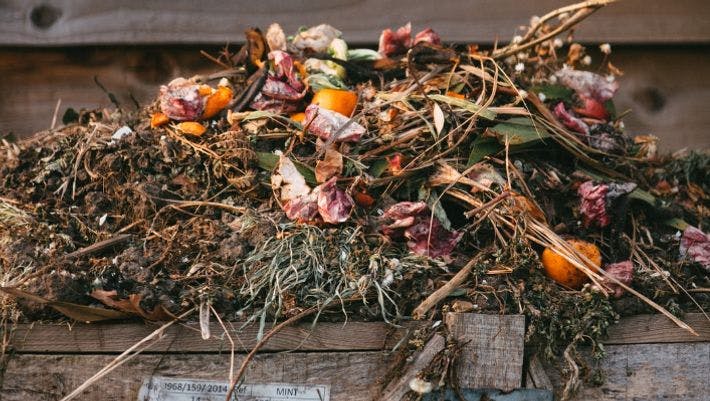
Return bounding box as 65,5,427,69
531,84,574,101
664,218,689,231
488,117,551,145
256,152,317,185
428,94,496,120
426,190,452,231
627,188,658,206
467,136,502,166
306,73,348,90
368,158,389,178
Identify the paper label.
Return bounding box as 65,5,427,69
137,376,330,401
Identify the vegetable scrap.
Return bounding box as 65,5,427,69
0,1,707,400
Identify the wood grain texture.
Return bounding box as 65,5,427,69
8,313,707,354
2,46,708,151
1,0,710,46
10,320,408,353
0,352,391,401
604,312,710,344
380,334,445,401
445,313,525,391
546,343,710,401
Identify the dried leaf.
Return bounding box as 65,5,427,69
304,105,365,143
316,177,354,224
199,299,211,340
90,289,174,321
0,287,130,322
315,148,343,183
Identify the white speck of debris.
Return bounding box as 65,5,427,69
98,213,108,226
512,35,523,44
518,90,528,99
530,15,540,26
382,269,394,287
606,75,616,83
112,257,119,265
600,43,612,55
553,38,564,48
515,62,525,72
538,92,547,102
409,378,434,394
109,125,133,145
582,55,592,66
549,75,558,84
182,257,190,263
432,320,442,329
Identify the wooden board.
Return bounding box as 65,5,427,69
445,313,526,391
0,352,390,401
2,46,708,151
546,342,710,401
8,313,708,354
1,0,709,46
10,320,408,353
604,312,710,344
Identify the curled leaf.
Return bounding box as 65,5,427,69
413,28,441,46
381,202,461,259
0,287,130,322
315,148,343,183
553,102,589,135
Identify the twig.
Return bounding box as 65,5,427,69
61,234,132,259
412,251,489,319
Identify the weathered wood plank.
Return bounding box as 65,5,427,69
445,313,526,391
1,0,709,46
546,342,710,401
2,46,708,151
9,313,708,354
380,334,445,401
10,320,408,353
604,312,710,344
0,352,391,401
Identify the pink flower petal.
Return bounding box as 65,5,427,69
316,177,354,224
261,76,305,101
159,78,205,121
578,181,610,228
378,23,412,57
269,50,304,92
381,201,461,258
603,260,634,297
304,105,365,143
681,226,710,270
553,102,589,135
555,69,619,102
413,28,441,46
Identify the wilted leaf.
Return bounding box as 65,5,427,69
91,289,174,321
369,159,389,178
467,136,502,166
315,148,344,183
0,287,131,322
256,152,317,185
487,117,551,145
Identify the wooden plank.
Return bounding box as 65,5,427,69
0,351,390,401
2,46,709,151
9,313,707,354
546,342,710,401
10,320,408,353
1,0,709,46
445,313,525,391
604,313,710,344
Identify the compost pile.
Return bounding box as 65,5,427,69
1,0,708,398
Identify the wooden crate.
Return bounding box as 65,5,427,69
1,313,707,400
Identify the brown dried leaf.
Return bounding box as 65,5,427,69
315,148,343,183
0,287,130,322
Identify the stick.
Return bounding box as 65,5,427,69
61,234,132,259
412,251,488,320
